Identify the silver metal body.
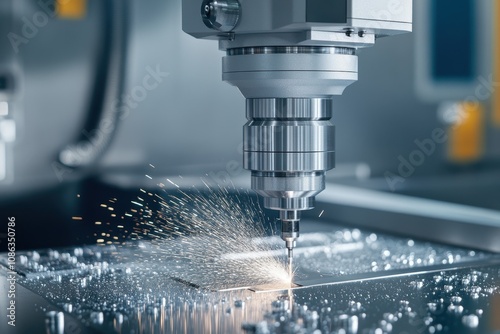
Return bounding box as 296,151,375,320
184,0,413,259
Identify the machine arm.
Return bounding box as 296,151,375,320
182,0,413,268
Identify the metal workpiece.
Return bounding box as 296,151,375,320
4,229,500,333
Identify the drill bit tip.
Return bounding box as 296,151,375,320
287,247,293,282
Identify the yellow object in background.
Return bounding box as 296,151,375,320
448,102,484,164
492,293,500,332
57,0,87,19
494,0,500,127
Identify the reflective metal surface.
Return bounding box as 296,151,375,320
1,219,499,333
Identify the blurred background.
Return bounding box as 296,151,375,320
0,0,499,250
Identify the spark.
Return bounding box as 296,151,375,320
131,181,291,289
166,178,180,188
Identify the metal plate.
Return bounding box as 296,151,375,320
2,223,500,333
